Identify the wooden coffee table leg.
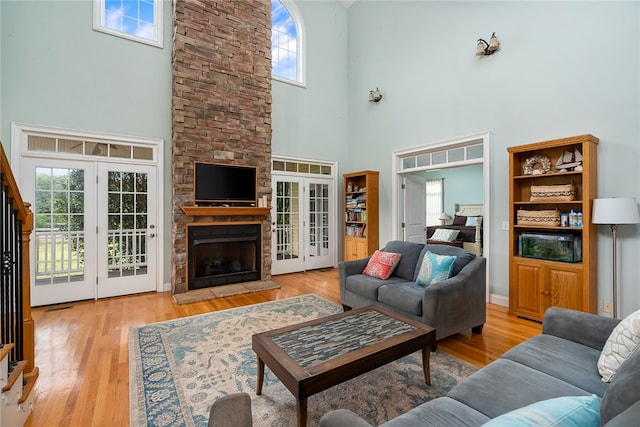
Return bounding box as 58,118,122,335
256,357,264,395
422,347,431,385
296,397,308,427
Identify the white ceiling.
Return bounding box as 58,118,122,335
340,0,356,8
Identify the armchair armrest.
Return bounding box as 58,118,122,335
542,307,620,351
422,256,486,340
338,257,371,302
319,409,373,427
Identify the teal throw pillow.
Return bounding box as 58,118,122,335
416,251,456,287
482,395,600,427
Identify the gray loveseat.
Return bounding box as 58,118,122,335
340,240,486,341
319,307,640,427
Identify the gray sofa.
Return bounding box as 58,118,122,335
319,307,640,427
340,240,486,341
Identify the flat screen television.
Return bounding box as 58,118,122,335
194,162,257,206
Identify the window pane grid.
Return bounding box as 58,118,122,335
27,135,155,162
107,171,149,278
34,167,85,286
272,0,300,83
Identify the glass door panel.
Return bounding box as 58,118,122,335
98,163,157,298
25,160,97,306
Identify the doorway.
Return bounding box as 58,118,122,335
393,131,490,300
13,123,162,306
270,157,337,275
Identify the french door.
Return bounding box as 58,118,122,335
271,175,334,275
22,158,157,305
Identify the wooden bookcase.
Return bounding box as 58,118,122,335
343,170,379,261
507,135,598,322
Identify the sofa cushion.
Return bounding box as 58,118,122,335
379,397,490,427
362,250,402,280
448,359,592,419
416,251,456,287
416,245,475,278
381,241,425,281
501,334,607,396
597,308,640,382
377,281,424,316
600,345,640,426
482,394,600,427
345,274,407,300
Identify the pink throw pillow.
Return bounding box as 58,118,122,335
362,250,402,280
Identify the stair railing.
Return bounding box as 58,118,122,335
0,141,36,376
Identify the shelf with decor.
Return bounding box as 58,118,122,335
507,134,598,322
343,170,379,261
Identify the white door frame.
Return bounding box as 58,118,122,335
271,155,338,274
11,122,164,304
391,131,491,304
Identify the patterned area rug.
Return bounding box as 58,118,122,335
129,294,477,427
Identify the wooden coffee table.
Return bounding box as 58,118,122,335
252,305,436,427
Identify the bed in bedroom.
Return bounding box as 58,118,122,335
425,203,483,256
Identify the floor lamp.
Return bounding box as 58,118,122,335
592,197,640,318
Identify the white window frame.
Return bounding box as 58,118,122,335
272,0,307,88
93,0,164,48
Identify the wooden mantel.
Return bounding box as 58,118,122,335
181,206,271,216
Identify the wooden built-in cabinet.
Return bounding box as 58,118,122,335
507,135,598,322
343,170,379,261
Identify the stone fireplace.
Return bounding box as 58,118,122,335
171,0,272,294
187,223,261,290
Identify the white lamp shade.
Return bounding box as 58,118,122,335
439,212,451,221
592,198,640,225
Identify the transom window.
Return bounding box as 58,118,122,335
93,0,163,48
271,0,306,86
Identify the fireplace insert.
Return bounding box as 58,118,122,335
187,223,261,289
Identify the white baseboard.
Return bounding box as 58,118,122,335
490,293,509,307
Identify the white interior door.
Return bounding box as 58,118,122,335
401,174,427,243
97,163,157,298
23,158,97,306
271,175,334,274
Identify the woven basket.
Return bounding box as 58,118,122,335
530,184,576,202
517,209,560,226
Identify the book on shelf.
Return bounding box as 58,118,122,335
345,224,366,238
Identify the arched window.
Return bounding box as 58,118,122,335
271,0,305,86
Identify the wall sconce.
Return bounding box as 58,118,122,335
368,88,382,102
476,32,499,56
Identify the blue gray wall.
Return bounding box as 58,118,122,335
425,165,483,219
2,1,639,315
345,1,640,315
0,0,174,283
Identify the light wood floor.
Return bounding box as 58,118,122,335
26,268,541,427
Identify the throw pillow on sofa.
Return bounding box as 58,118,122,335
482,394,600,427
430,228,459,242
362,250,402,280
416,251,456,287
597,308,640,382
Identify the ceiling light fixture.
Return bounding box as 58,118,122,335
476,32,499,56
